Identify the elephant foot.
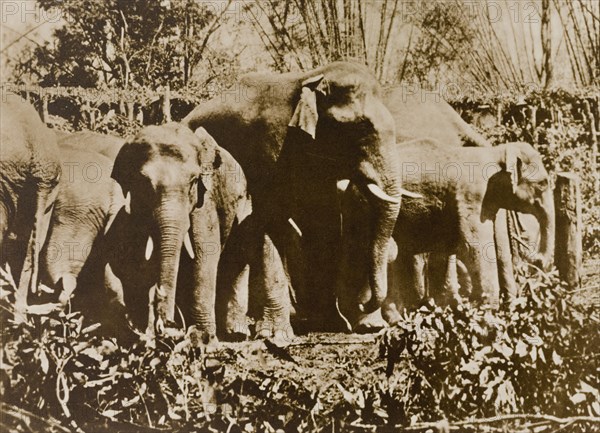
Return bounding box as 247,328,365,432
530,252,551,271
223,319,250,342
382,304,402,326
469,294,499,311
255,319,295,344
188,325,219,347
434,291,462,308
353,309,388,334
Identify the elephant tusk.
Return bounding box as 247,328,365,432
124,192,131,214
145,236,154,261
184,232,195,259
399,188,423,199
288,218,303,237
58,275,77,305
104,211,119,235
366,183,400,204
336,179,350,193
334,297,353,333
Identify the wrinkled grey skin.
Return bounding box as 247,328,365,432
182,62,401,331
1,95,61,319
338,140,555,327
334,88,493,331
56,130,125,161
383,87,492,148
47,128,255,340
109,124,253,340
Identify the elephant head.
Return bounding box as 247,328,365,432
111,123,218,327
485,141,555,270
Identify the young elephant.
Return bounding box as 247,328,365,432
108,123,268,340
38,138,133,337
337,140,555,327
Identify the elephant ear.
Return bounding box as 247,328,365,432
111,142,139,196
193,127,216,208
505,145,521,193
288,74,325,139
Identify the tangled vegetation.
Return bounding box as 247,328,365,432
1,263,598,432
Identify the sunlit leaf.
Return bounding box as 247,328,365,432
102,409,121,419
570,392,587,404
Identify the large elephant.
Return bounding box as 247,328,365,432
338,140,555,326
383,87,492,148
182,62,413,330
108,123,256,339
0,95,62,319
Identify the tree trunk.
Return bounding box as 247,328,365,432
554,172,582,289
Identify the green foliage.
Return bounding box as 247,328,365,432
21,0,233,90
380,270,599,429
2,264,598,432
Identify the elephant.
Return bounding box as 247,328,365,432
320,86,493,331
39,136,126,315
108,123,256,340
40,127,256,341
56,130,125,161
382,86,492,148
0,95,62,319
337,140,555,327
182,61,418,331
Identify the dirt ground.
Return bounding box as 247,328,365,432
211,256,599,415
219,332,385,405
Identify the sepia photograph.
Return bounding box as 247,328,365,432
0,0,598,431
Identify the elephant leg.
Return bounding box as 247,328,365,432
225,264,249,338
458,220,500,308
383,256,403,325
184,206,221,339
0,204,8,249
382,252,425,324
254,232,293,340
189,240,219,339
494,209,518,301
96,262,136,343
216,219,251,341
411,254,427,303
456,258,472,297
428,253,459,307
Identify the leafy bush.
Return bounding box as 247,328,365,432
2,264,599,432
378,269,599,431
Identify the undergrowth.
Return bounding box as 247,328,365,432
1,266,598,432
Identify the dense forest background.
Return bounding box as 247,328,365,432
2,0,598,93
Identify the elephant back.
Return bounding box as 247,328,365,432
383,87,490,147
58,131,126,162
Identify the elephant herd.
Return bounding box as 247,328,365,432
0,62,555,342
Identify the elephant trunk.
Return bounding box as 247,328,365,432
15,187,54,319
355,162,402,314
534,188,555,270
153,201,189,325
